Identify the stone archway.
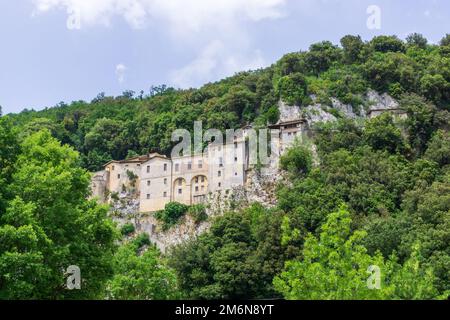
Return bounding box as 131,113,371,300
173,177,189,204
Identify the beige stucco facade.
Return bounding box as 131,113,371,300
89,99,407,213
90,121,306,213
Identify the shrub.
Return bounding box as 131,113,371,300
188,204,208,224
369,35,405,53
126,170,138,187
155,202,189,231
120,223,135,236
110,192,119,201
280,142,313,176
133,233,151,248
277,73,307,106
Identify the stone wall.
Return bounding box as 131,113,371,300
106,90,401,252
109,169,282,252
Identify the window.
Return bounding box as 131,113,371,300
218,182,222,187
137,164,140,167
117,174,121,179
188,162,192,170
175,163,179,172
146,194,150,199
164,178,167,185
218,171,222,177
234,142,238,149
146,166,150,173
234,157,238,162
219,157,223,167
163,192,167,197
235,172,238,176
112,165,115,171
178,189,182,194
201,176,205,182
195,186,199,192
198,160,203,168
195,177,199,183
164,163,167,171
147,180,151,186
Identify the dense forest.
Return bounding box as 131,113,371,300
0,33,449,299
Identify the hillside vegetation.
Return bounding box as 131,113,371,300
6,33,450,171
0,33,449,299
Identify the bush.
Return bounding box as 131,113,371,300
363,112,406,154
155,202,189,231
120,223,135,236
277,73,307,106
110,192,119,201
280,142,313,176
369,35,405,53
188,204,208,224
363,52,416,92
133,233,151,248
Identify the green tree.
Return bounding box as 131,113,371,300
420,74,449,105
315,119,363,156
340,35,364,63
424,129,450,166
0,130,117,299
363,112,406,154
406,33,428,49
369,35,406,53
277,73,307,106
274,52,307,77
170,206,291,299
0,117,20,212
305,41,342,75
363,52,416,92
106,241,179,300
400,173,450,293
155,202,189,230
400,93,437,155
221,85,256,121
279,142,312,176
439,34,450,46
274,206,389,299
274,206,444,300
84,118,128,163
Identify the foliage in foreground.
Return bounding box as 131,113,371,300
274,206,446,300
0,128,117,299
106,236,179,300
1,33,449,300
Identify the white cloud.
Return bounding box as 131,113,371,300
170,40,266,88
115,63,127,83
32,0,286,87
32,0,286,31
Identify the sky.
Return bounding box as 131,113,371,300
0,0,449,114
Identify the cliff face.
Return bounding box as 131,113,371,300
106,90,401,252
279,89,401,125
